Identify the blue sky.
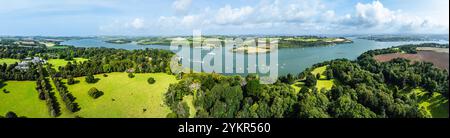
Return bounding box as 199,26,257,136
0,0,448,36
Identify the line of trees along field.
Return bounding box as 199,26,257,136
165,43,448,118
35,65,61,117
47,66,81,113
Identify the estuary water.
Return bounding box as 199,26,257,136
61,38,448,76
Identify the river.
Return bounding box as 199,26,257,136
61,38,448,76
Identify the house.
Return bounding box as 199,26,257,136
14,57,46,70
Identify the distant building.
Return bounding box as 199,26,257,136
14,57,46,70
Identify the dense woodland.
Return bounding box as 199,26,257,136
165,43,449,118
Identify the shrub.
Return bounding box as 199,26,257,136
5,111,18,118
147,77,156,84
85,75,96,83
67,76,75,85
128,72,135,78
88,87,103,99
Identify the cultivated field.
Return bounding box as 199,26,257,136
374,48,449,70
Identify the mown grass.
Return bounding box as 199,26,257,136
0,58,20,65
292,66,335,93
47,58,88,71
0,81,50,118
62,72,178,118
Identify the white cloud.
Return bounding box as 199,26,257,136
172,0,192,14
128,18,145,29
215,5,254,25
99,0,448,35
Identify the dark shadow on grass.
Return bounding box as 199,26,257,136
0,82,7,89
87,78,101,84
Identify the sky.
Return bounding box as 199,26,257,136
0,0,448,36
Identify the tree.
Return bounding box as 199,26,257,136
316,73,321,80
88,87,103,99
325,69,334,80
147,77,156,84
5,111,18,118
67,75,75,85
128,72,135,78
245,80,262,98
85,74,96,83
305,73,317,87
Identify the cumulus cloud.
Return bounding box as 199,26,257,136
127,18,145,29
215,5,254,25
338,0,441,33
172,0,192,14
99,0,448,35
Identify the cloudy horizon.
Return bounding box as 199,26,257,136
0,0,448,36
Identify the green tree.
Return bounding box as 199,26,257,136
305,73,317,87
147,77,156,84
85,74,96,83
88,87,103,99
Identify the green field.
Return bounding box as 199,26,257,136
292,66,335,93
0,58,20,65
47,58,88,70
62,72,177,118
411,88,449,118
0,81,50,118
0,73,178,118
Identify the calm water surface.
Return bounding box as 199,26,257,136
61,38,449,76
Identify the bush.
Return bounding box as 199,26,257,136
88,87,103,99
85,75,96,83
128,72,135,78
305,73,317,87
5,111,18,118
147,77,156,84
67,76,75,85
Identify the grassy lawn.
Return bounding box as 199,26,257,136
311,66,327,79
0,81,51,118
411,88,449,118
63,72,177,118
292,66,335,93
47,58,88,70
0,58,20,65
